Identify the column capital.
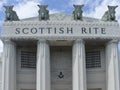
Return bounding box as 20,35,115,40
74,39,85,44
37,39,46,42
37,39,49,45
3,39,11,43
3,39,16,46
107,39,119,45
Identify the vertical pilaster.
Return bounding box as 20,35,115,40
106,40,120,90
2,39,16,90
72,39,87,90
36,40,50,90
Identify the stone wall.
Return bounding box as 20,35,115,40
0,53,3,90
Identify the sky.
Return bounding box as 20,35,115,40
0,0,120,52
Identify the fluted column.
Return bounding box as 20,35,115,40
72,39,87,90
2,39,16,90
36,40,50,90
106,40,120,90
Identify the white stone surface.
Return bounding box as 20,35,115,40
1,13,120,40
36,40,50,90
0,53,2,81
106,40,120,90
22,13,99,22
0,53,3,90
1,40,16,90
72,40,87,90
50,46,72,90
1,13,120,90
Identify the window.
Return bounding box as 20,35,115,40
86,50,101,68
21,51,36,68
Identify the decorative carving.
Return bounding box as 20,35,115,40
54,13,67,20
58,72,64,79
73,4,84,20
101,5,118,21
38,5,49,21
4,5,19,21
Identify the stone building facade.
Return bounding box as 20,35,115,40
0,10,120,90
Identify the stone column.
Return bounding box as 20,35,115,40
36,40,50,90
106,40,120,90
2,39,16,90
72,39,87,90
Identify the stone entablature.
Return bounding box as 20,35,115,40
1,14,120,40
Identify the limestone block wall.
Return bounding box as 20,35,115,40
16,46,106,90
16,47,36,90
87,48,106,90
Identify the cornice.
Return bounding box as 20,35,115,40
2,21,119,27
1,35,120,41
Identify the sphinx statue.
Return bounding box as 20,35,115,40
38,5,49,20
4,5,19,21
101,5,118,21
73,4,84,20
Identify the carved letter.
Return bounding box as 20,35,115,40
15,28,20,34
93,28,98,34
59,27,64,34
39,28,44,34
47,27,52,34
31,28,37,34
81,27,87,34
67,28,73,34
101,28,106,34
22,28,29,34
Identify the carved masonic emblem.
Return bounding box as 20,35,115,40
58,72,64,79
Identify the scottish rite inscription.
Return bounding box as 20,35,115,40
15,27,106,35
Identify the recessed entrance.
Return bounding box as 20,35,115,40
50,46,72,90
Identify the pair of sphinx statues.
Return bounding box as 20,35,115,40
3,5,118,21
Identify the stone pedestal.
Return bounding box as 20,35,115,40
36,40,51,90
2,40,16,90
72,40,87,90
106,40,120,90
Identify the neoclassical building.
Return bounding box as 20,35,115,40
0,5,120,90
